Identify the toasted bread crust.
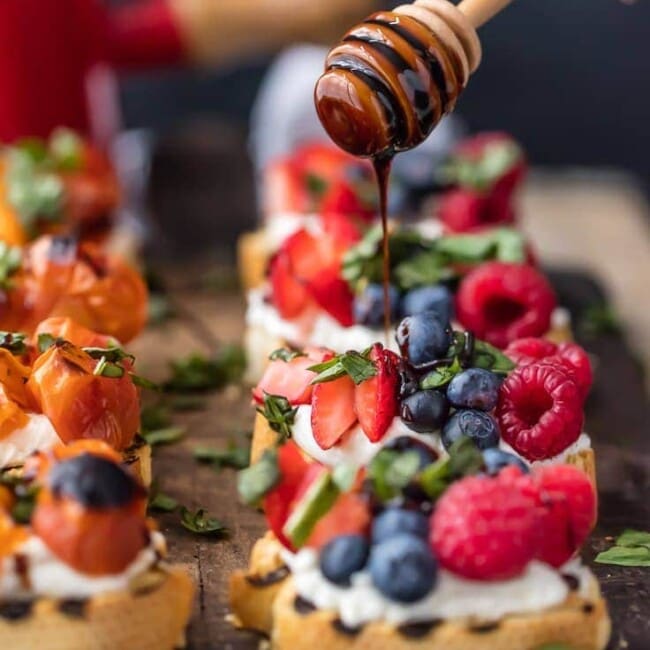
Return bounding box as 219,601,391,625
0,565,194,650
238,230,270,292
271,574,610,650
123,437,152,487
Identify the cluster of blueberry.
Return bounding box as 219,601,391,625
319,507,436,603
395,310,526,471
353,284,452,328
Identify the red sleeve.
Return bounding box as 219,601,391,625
106,0,188,71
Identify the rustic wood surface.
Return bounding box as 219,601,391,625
128,271,649,650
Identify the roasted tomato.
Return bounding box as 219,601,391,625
3,236,148,342
32,453,148,575
33,317,117,349
0,348,33,409
27,341,140,450
59,144,121,229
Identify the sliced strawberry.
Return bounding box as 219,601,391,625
263,441,312,550
311,375,357,450
306,268,355,327
354,344,399,442
268,250,311,319
306,492,371,549
320,211,363,250
283,229,324,282
321,181,374,222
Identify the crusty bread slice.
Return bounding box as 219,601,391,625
0,565,194,650
122,436,152,487
250,412,597,486
238,229,270,292
229,532,288,635
270,572,610,650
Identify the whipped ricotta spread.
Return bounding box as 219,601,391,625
0,415,60,468
499,433,592,468
292,406,444,467
284,548,578,628
263,212,318,251
246,287,397,353
0,531,165,600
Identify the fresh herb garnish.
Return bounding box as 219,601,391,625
141,426,186,448
579,304,622,339
269,348,306,362
0,331,27,356
238,449,280,506
305,173,329,199
447,332,514,374
309,350,377,385
193,442,250,471
595,529,650,567
257,393,297,440
93,357,125,378
369,449,422,501
164,344,246,392
148,491,179,513
180,507,227,537
0,243,22,291
37,333,59,353
420,357,462,389
140,402,172,432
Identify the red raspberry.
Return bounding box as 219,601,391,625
431,471,539,580
505,338,593,399
456,262,557,348
497,362,584,461
532,465,597,567
439,189,516,233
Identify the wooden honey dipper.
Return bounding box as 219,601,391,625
315,0,514,158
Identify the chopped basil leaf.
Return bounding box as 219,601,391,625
595,529,650,566
0,243,22,291
332,463,358,492
93,357,125,378
141,426,186,447
446,333,514,374
269,348,306,362
309,350,377,385
420,357,462,389
305,173,328,199
369,449,422,501
257,393,297,440
37,333,59,353
180,507,227,536
238,449,280,506
148,492,178,513
0,331,27,356
130,373,159,391
164,344,246,392
140,403,172,432
193,442,250,470
83,346,134,364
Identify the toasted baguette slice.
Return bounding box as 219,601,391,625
122,436,153,487
0,565,194,650
250,412,597,485
271,573,610,650
229,532,289,635
238,230,270,292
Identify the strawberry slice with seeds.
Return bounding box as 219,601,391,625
268,250,310,319
253,348,334,405
306,492,371,549
311,375,357,449
354,344,399,442
306,268,355,327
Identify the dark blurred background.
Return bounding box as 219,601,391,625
118,0,649,181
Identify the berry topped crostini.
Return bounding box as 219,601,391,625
231,439,609,648
437,132,527,233
0,129,120,246
238,142,376,291
245,222,571,380
249,312,595,483
0,441,193,650
0,234,148,343
0,317,150,484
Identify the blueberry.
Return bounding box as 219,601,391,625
372,508,430,544
400,390,449,433
397,361,420,399
482,448,529,476
369,534,437,603
49,453,144,508
396,312,452,368
319,535,370,586
401,285,453,323
354,283,400,327
446,368,501,411
441,409,500,450
383,436,439,468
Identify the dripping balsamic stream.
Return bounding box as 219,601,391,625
374,155,393,338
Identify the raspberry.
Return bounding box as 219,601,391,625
532,465,597,567
497,362,584,461
456,262,557,348
505,338,593,399
430,471,539,580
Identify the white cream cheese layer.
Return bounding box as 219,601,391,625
284,548,576,628
0,415,60,468
0,531,165,600
500,433,592,468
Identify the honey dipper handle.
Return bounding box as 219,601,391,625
456,0,514,28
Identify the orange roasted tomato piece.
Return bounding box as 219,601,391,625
3,236,148,343
33,317,118,350
0,348,33,410
27,342,140,450
32,453,148,575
